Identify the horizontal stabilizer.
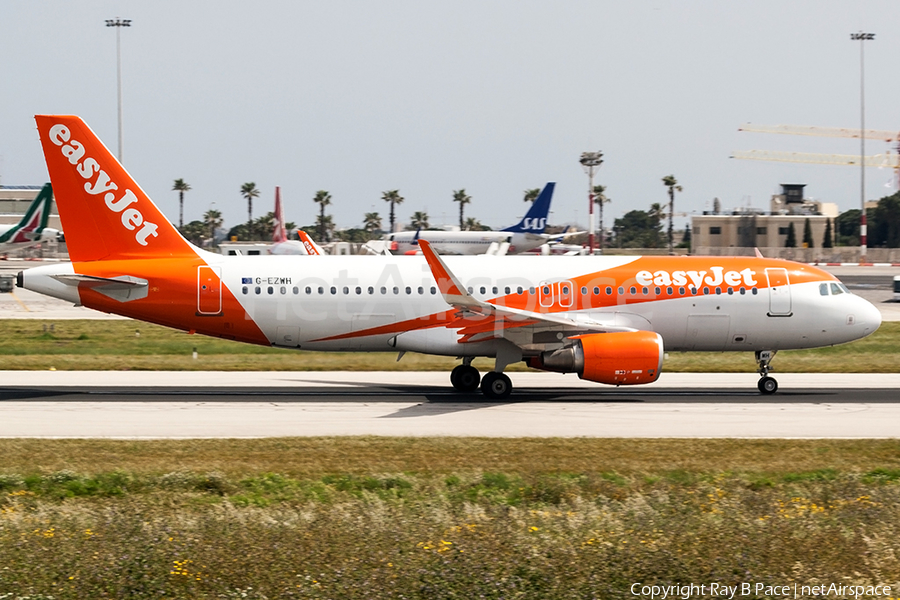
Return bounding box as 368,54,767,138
52,273,148,302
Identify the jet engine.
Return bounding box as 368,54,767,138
526,331,664,385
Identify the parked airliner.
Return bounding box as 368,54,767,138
20,116,882,398
385,183,567,255
0,183,61,254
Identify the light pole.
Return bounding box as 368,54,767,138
579,151,603,253
106,18,131,163
851,31,875,262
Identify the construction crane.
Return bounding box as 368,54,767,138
731,150,899,168
738,123,900,143
733,123,900,187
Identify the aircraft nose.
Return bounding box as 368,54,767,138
853,296,882,337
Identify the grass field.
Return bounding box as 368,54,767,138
0,319,898,372
1,438,900,598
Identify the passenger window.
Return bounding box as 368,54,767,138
418,287,424,295
293,287,299,295
467,287,473,294
642,287,648,295
318,287,324,294
241,286,248,295
368,287,374,294
268,286,274,295
393,287,399,295
605,287,612,295
630,287,636,295
679,287,685,295
405,287,411,294
543,286,550,295
655,287,661,295
431,287,437,294
255,286,261,295
667,287,673,295
831,283,843,295
480,287,486,294
330,287,337,295
380,287,386,295
752,288,758,295
504,287,511,294
305,286,312,294
618,287,624,295
819,283,829,296
492,287,498,294
517,287,524,294
703,287,709,295
280,286,287,295
356,287,362,295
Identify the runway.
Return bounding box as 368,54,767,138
1,371,899,439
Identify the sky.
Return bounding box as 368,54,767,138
1,1,899,234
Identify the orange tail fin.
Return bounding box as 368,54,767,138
34,115,197,262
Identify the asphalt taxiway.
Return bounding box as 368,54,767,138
1,372,899,439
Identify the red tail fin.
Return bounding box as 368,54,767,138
273,186,287,242
35,115,197,262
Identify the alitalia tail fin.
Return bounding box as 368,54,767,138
34,115,197,262
0,183,53,244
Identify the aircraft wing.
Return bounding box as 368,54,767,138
418,239,634,346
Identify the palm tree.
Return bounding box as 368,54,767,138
592,184,610,250
203,208,223,248
523,188,540,203
240,182,260,240
464,217,488,231
452,189,472,230
172,179,191,229
662,175,683,253
313,190,332,242
363,212,382,234
315,214,334,242
382,190,404,233
410,211,430,230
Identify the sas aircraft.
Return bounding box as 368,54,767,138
385,182,566,255
0,183,61,254
20,116,882,398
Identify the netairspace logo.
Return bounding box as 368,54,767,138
630,582,892,599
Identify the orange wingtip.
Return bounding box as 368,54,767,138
418,240,465,297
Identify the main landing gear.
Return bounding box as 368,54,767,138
756,350,778,395
450,359,480,393
451,344,521,400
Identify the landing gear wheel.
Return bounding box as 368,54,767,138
758,376,778,395
450,365,480,392
480,372,512,399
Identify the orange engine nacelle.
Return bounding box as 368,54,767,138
526,331,664,386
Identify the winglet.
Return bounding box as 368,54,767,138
418,239,479,309
754,247,764,258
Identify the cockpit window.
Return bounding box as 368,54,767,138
819,283,829,296
839,283,851,294
830,283,843,296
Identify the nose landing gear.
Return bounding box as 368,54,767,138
756,350,778,395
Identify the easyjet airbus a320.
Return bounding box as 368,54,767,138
20,116,882,398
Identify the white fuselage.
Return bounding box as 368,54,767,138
23,254,882,359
